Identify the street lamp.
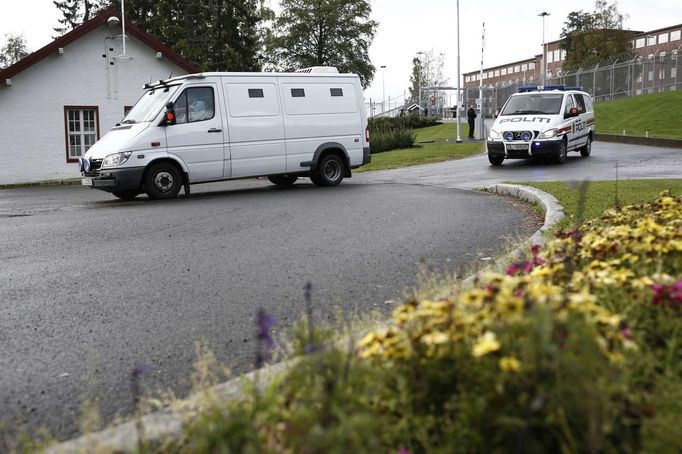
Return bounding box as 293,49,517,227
380,65,387,115
539,11,550,86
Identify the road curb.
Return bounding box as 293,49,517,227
461,184,565,284
45,183,566,453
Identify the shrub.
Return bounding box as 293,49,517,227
369,128,415,154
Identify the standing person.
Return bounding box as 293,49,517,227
467,105,477,139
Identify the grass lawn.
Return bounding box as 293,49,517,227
520,179,682,226
414,122,472,142
358,141,483,172
596,90,682,139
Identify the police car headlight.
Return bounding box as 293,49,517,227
488,129,501,140
102,152,132,168
538,129,559,139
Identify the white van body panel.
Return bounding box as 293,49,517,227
79,70,370,198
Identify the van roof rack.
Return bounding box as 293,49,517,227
518,84,582,93
295,66,339,74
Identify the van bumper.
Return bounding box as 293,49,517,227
83,167,145,192
362,147,371,165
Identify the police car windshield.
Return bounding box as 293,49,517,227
500,94,563,116
121,85,180,124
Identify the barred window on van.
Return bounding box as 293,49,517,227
291,88,305,97
248,88,264,98
330,88,343,97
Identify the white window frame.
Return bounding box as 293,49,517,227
671,30,681,42
64,106,99,162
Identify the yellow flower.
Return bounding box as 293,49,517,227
421,331,449,346
499,356,522,372
472,331,501,357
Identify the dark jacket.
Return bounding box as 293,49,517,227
467,107,477,121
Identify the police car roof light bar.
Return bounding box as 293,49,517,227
517,84,583,93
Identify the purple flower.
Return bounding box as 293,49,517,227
531,244,542,256
398,449,411,454
506,262,521,276
650,281,682,308
255,309,276,367
129,363,152,404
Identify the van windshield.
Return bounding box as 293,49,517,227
500,94,564,116
120,85,180,124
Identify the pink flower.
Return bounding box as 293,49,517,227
531,244,542,255
506,263,521,276
398,449,411,454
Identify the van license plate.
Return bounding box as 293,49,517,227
507,144,528,151
81,177,93,186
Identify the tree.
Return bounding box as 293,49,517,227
106,0,269,72
0,33,30,69
408,51,448,106
53,0,108,36
267,0,378,89
561,0,635,69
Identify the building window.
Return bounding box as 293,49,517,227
647,35,657,46
514,65,520,73
64,106,99,162
659,33,669,44
529,62,535,70
659,69,665,80
501,68,507,76
660,52,666,62
554,49,561,61
465,75,470,82
521,64,527,71
635,38,646,48
672,67,677,78
673,50,678,60
671,30,681,41
648,70,654,81
547,52,554,63
494,69,500,77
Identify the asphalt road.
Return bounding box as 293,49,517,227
0,179,540,441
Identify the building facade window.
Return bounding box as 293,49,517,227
635,38,646,48
64,106,99,163
659,33,669,44
671,30,681,41
647,36,657,46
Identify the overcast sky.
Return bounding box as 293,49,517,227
2,0,680,103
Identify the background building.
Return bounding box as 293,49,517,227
0,10,200,185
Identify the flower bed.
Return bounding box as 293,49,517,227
176,192,682,453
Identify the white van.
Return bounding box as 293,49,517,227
486,85,595,165
78,67,370,199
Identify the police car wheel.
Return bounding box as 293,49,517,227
144,163,182,199
488,154,504,166
580,138,592,157
268,175,298,186
556,140,568,164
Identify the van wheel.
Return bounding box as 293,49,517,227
112,190,139,200
580,137,592,157
311,154,345,186
268,175,298,186
144,162,182,199
556,140,568,164
488,154,504,166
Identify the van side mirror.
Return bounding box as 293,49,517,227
162,102,176,126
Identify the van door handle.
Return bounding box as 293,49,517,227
207,128,222,133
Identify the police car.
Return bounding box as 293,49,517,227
486,85,595,165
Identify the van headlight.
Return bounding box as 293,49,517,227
538,129,559,139
488,129,501,140
102,152,132,168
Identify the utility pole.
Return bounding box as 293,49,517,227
456,0,462,142
381,65,387,115
416,51,424,115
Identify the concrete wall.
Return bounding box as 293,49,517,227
0,25,188,184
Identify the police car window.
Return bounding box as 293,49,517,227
500,94,563,115
564,95,575,115
174,87,215,124
573,94,587,114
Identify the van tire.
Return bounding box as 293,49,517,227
112,190,139,200
268,175,298,186
144,162,182,199
488,154,504,166
311,154,345,186
580,136,592,157
556,140,568,164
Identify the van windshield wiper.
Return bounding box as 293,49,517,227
120,119,137,124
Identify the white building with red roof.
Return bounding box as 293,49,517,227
0,10,200,184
